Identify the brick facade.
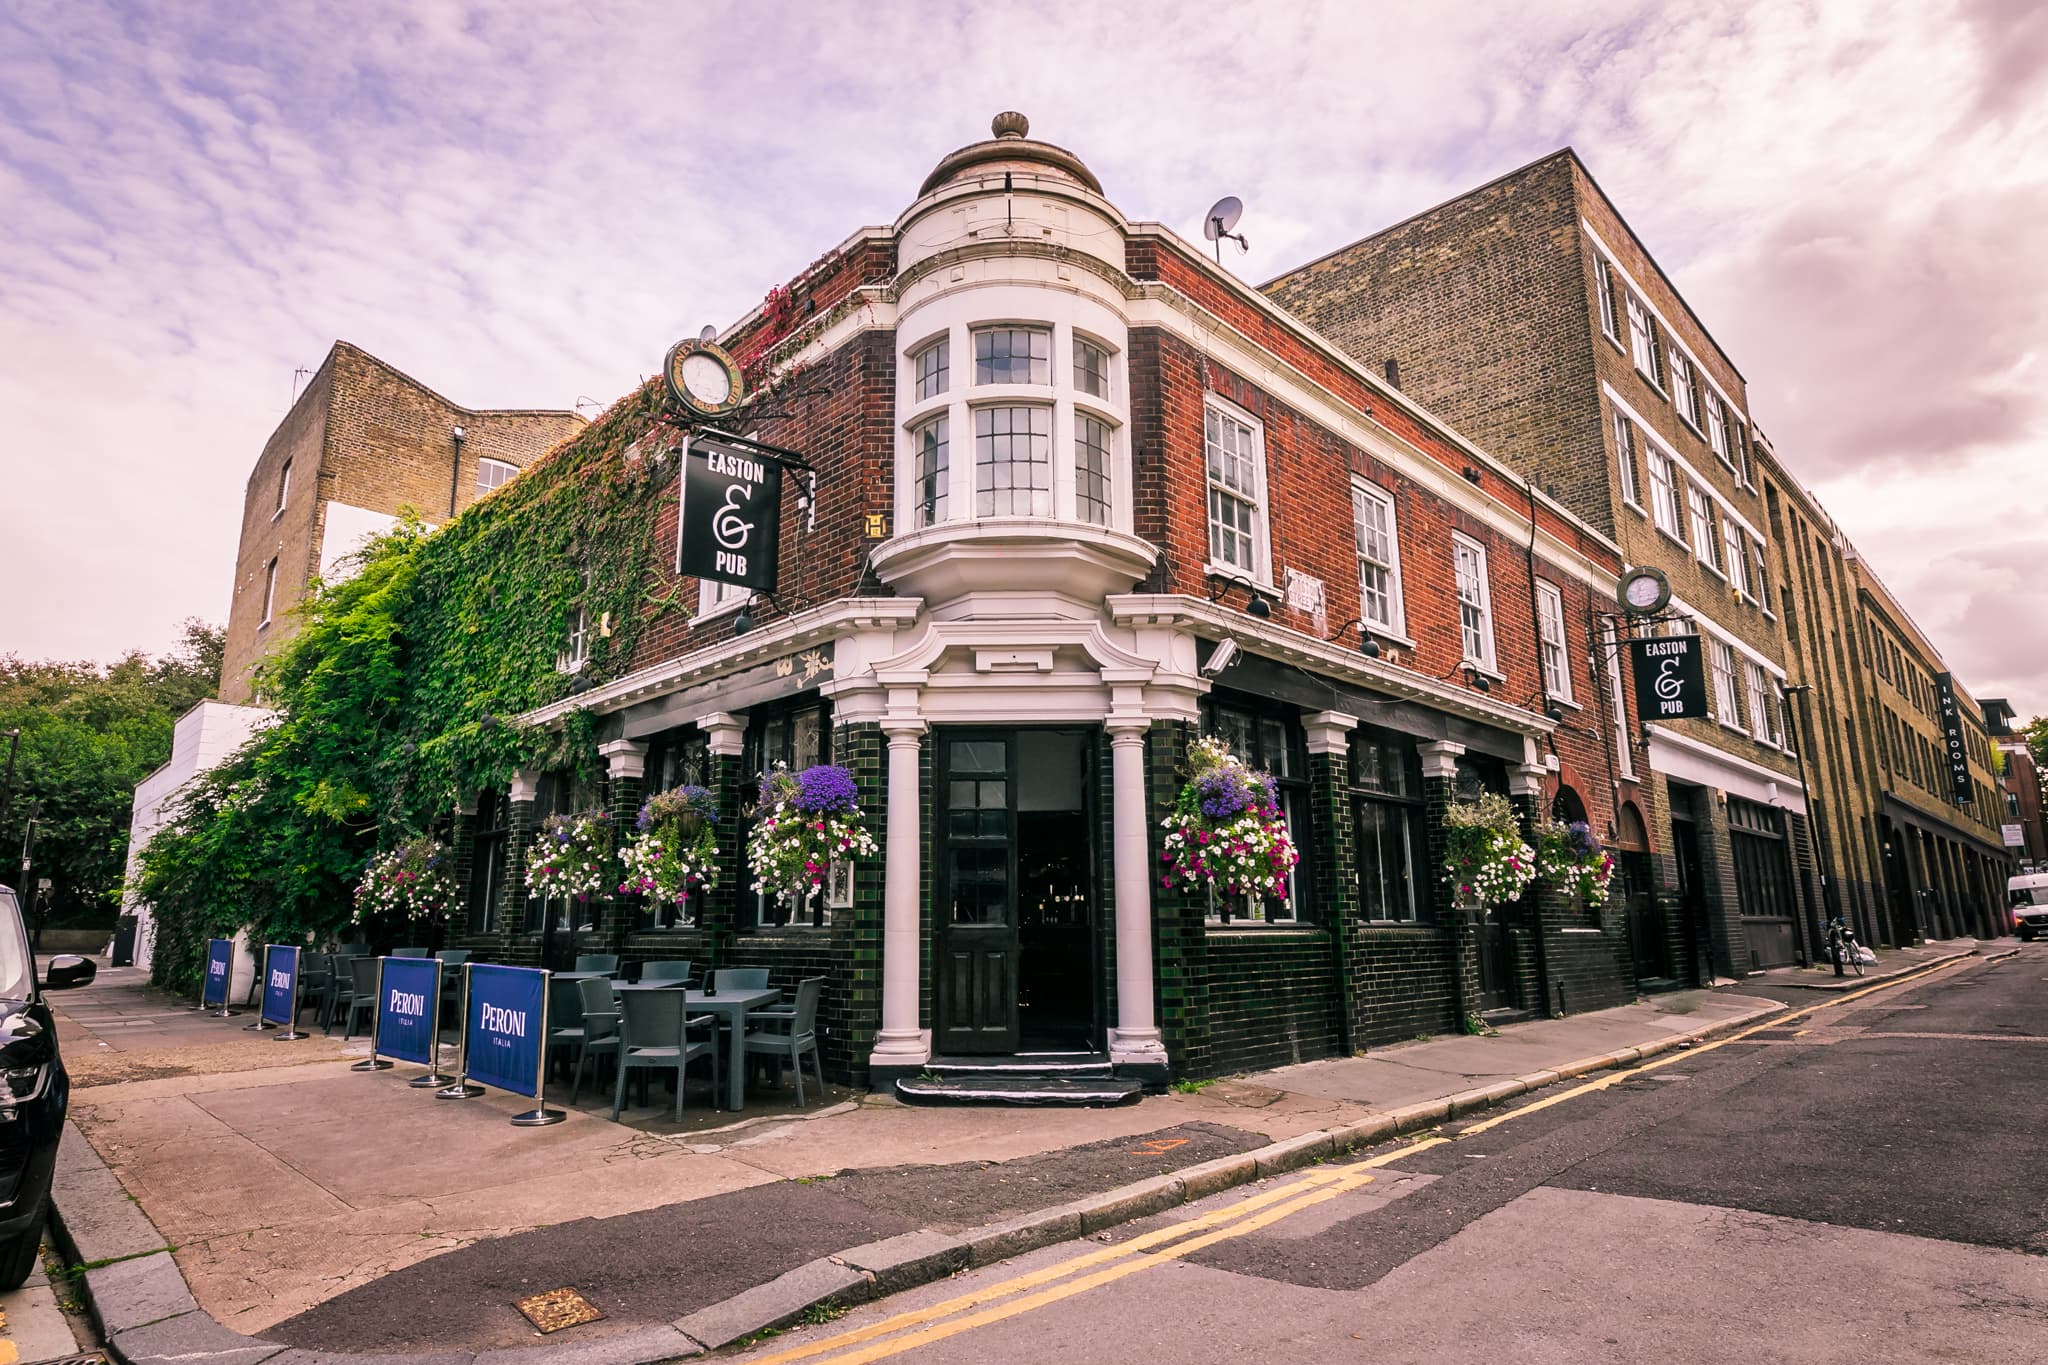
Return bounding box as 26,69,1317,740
219,341,583,702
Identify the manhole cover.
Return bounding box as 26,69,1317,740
515,1287,604,1334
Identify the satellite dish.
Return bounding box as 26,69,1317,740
698,325,717,343
1202,196,1249,262
1203,196,1244,242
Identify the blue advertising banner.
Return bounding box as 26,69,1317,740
260,945,299,1026
202,939,234,1006
463,964,546,1099
376,957,440,1066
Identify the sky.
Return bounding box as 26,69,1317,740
2,0,2044,712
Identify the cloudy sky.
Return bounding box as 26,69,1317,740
3,0,2044,711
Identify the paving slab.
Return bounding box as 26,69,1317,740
86,1252,200,1335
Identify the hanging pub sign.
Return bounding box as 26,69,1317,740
1934,673,1975,805
679,434,783,593
1629,633,1709,722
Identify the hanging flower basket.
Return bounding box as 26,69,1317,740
1158,735,1298,901
1443,792,1536,907
526,810,614,902
618,785,720,906
746,763,878,903
1536,819,1616,907
354,835,460,923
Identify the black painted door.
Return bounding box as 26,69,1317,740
936,734,1020,1055
1476,908,1513,1012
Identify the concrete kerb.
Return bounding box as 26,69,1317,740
77,975,1997,1365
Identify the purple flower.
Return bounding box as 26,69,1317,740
1196,768,1253,819
791,765,860,814
1567,820,1602,859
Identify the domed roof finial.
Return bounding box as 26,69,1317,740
991,111,1029,140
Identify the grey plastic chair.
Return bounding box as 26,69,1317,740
434,949,471,965
545,977,587,1081
567,977,621,1102
392,946,429,958
574,953,620,975
641,960,693,985
713,967,770,993
743,977,826,1107
321,954,353,1034
342,957,379,1039
611,989,720,1122
296,954,332,1026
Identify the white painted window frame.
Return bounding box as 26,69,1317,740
1535,579,1573,704
1452,532,1498,673
1204,393,1273,587
1351,478,1406,637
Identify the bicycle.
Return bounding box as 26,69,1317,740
1825,918,1864,977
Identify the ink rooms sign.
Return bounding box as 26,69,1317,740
679,436,781,593
1629,634,1709,722
1935,672,1975,805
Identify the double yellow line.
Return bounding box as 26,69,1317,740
748,953,1981,1363
746,1143,1439,1365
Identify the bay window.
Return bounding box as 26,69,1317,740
973,405,1052,516
912,415,949,528
913,337,949,401
1075,414,1112,526
1073,337,1110,399
974,327,1050,385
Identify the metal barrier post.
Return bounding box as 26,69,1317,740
436,962,484,1099
351,957,394,1071
244,945,276,1030
509,967,566,1127
409,958,454,1087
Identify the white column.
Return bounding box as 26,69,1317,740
871,718,931,1071
1106,719,1168,1070
598,739,648,781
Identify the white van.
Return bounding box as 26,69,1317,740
2006,871,2048,941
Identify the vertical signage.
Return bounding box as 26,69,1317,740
1934,673,1975,804
202,939,234,1007
259,945,299,1027
1629,634,1710,722
376,957,442,1067
463,964,547,1099
678,436,782,593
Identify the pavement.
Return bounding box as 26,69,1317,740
37,940,2011,1363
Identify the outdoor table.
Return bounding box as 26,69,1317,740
653,987,779,1111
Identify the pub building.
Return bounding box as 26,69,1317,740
457,115,1644,1095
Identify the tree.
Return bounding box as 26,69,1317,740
0,619,224,926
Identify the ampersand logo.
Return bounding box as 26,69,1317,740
714,485,753,551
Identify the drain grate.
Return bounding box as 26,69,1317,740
515,1287,604,1334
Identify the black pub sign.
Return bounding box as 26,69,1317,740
678,435,782,593
1935,672,1975,804
1628,633,1710,722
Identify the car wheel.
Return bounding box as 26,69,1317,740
0,1221,42,1291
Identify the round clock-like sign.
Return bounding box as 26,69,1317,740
1619,565,1671,616
663,339,745,420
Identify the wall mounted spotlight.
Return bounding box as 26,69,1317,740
1207,571,1273,620
1334,617,1383,659
733,596,755,636
1463,666,1491,693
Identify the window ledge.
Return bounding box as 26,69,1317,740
1701,561,1727,582
1621,497,1647,517
1357,920,1442,933
1461,659,1506,684
1204,562,1279,597
1204,924,1321,936
1548,695,1583,712
1363,626,1419,651
1635,367,1669,398
1560,926,1604,935
692,595,747,627
1653,525,1692,554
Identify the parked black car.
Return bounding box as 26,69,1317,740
0,882,96,1288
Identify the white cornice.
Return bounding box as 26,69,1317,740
1107,593,1556,739
1645,723,1804,811
514,596,922,730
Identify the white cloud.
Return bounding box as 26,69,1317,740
0,0,2043,715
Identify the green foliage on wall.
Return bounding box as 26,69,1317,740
136,382,676,990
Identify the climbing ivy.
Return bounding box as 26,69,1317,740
137,381,674,990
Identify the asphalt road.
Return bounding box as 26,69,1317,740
733,947,2048,1365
